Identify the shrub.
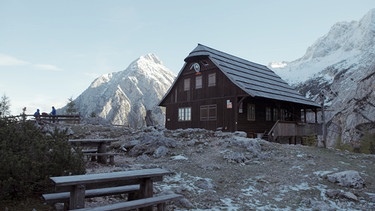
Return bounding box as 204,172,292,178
303,135,317,146
360,132,375,154
0,118,85,200
334,135,353,152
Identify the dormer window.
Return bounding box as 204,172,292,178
184,78,190,91
208,73,216,87
196,75,202,89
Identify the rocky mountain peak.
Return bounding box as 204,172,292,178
301,8,375,63
62,54,176,127
138,53,163,65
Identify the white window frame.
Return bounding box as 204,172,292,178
178,107,191,121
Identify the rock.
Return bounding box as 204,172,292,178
228,136,262,157
342,191,358,201
325,189,342,198
122,139,140,148
128,144,147,157
135,154,151,162
365,192,375,202
234,131,247,137
153,146,169,158
176,197,194,208
327,170,365,188
194,178,215,190
223,152,248,163
326,189,358,201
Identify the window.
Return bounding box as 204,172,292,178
208,73,216,87
266,107,272,121
200,104,217,121
196,75,202,89
184,78,190,91
280,109,286,121
301,109,306,123
273,108,278,121
178,107,191,121
247,104,255,121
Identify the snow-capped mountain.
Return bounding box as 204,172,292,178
67,54,175,127
271,9,375,146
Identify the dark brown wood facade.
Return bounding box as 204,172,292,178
159,44,320,138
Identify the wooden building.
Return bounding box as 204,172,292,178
159,44,321,141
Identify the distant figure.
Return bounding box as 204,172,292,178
34,109,40,122
50,106,56,123
50,106,56,116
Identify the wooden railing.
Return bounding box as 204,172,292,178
38,114,81,124
7,114,81,124
267,120,322,142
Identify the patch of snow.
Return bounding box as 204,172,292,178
171,155,188,160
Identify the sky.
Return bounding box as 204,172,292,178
1,0,375,115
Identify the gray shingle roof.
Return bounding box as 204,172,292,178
185,44,319,107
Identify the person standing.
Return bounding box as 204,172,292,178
34,109,41,122
50,106,56,123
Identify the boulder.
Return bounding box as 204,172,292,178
327,170,365,188
326,189,358,201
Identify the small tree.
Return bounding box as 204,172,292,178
66,97,78,115
0,94,11,118
90,112,97,118
0,118,85,200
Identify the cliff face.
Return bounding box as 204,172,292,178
271,9,375,146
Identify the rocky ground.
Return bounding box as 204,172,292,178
67,124,375,210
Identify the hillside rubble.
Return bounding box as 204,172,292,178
67,124,375,210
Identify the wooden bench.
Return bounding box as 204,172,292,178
69,139,119,164
84,153,124,164
82,149,98,153
42,184,140,204
71,193,183,211
44,168,179,210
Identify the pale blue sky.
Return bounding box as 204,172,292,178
1,0,374,115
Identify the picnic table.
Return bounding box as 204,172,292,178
69,138,119,164
46,168,181,210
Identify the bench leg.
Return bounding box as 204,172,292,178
109,155,115,165
97,144,107,164
140,179,153,211
91,155,97,161
157,203,166,211
128,191,140,201
70,184,86,209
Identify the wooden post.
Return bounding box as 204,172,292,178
321,95,327,148
157,203,166,211
140,178,154,211
70,184,85,209
109,155,115,165
97,142,107,164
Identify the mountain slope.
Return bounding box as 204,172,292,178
71,54,175,127
271,9,375,146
